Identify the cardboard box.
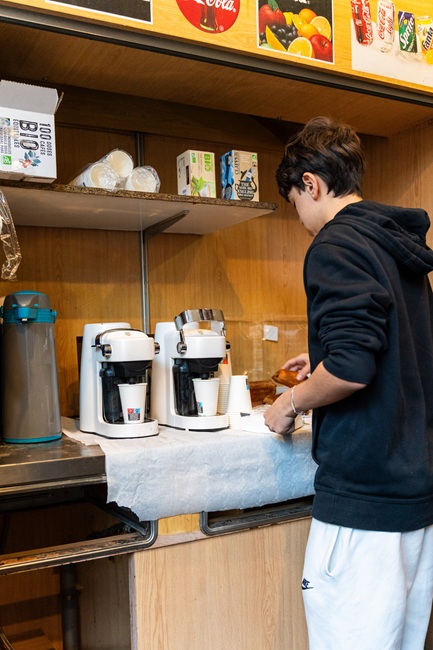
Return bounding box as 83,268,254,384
0,80,61,183
220,150,259,201
177,150,216,197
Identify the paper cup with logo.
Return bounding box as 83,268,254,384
192,377,220,416
118,382,147,424
227,374,252,415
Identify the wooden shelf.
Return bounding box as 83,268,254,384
0,181,276,235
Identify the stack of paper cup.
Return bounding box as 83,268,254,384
217,382,230,415
124,166,160,193
70,149,134,191
102,149,134,181
216,356,231,415
70,162,119,190
227,374,252,428
227,412,242,429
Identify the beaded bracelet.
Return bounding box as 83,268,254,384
290,385,306,416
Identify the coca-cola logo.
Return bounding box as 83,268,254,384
361,0,373,40
176,0,240,33
377,7,386,38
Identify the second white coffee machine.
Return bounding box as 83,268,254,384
151,309,229,431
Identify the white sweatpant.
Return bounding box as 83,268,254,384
302,518,433,650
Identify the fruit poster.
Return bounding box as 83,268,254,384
1,0,433,94
258,0,334,63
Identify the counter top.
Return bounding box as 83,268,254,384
0,416,316,521
63,417,316,521
0,433,105,497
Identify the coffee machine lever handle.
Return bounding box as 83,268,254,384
100,344,112,358
176,329,187,356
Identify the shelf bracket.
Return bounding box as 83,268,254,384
142,209,190,240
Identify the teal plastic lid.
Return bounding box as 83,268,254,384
1,291,57,324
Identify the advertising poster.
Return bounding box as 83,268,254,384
1,0,433,94
257,0,334,64
350,0,433,86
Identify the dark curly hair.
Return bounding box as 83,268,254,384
276,116,366,200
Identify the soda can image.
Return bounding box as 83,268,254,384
398,11,418,52
351,0,373,45
377,0,395,52
416,15,433,53
422,26,433,54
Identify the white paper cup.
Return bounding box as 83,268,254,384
118,382,147,424
192,377,220,416
102,149,134,179
227,375,252,415
70,162,119,190
124,166,161,193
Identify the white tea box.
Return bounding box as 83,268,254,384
177,150,216,197
220,150,259,201
0,80,61,183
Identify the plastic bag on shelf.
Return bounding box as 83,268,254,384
0,190,22,281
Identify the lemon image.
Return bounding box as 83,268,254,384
311,16,332,41
288,37,315,57
284,11,294,25
426,49,433,64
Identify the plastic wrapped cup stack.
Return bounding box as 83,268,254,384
70,162,119,191
124,166,161,193
102,149,134,180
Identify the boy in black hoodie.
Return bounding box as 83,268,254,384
265,116,433,649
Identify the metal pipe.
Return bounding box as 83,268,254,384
60,564,80,650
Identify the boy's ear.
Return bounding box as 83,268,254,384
302,173,316,196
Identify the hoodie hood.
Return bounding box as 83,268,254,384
324,200,433,276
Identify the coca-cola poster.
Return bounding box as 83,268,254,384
176,0,240,33
46,0,151,23
350,0,433,88
258,0,334,63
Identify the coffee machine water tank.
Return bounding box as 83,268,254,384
1,291,62,443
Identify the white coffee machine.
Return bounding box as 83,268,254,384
151,309,229,430
80,322,159,438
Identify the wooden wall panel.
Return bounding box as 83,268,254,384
77,555,130,650
362,125,433,252
0,226,143,417
0,568,62,650
144,134,311,379
131,519,310,650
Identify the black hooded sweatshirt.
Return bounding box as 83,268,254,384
305,200,433,532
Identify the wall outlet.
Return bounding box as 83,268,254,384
263,325,278,342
